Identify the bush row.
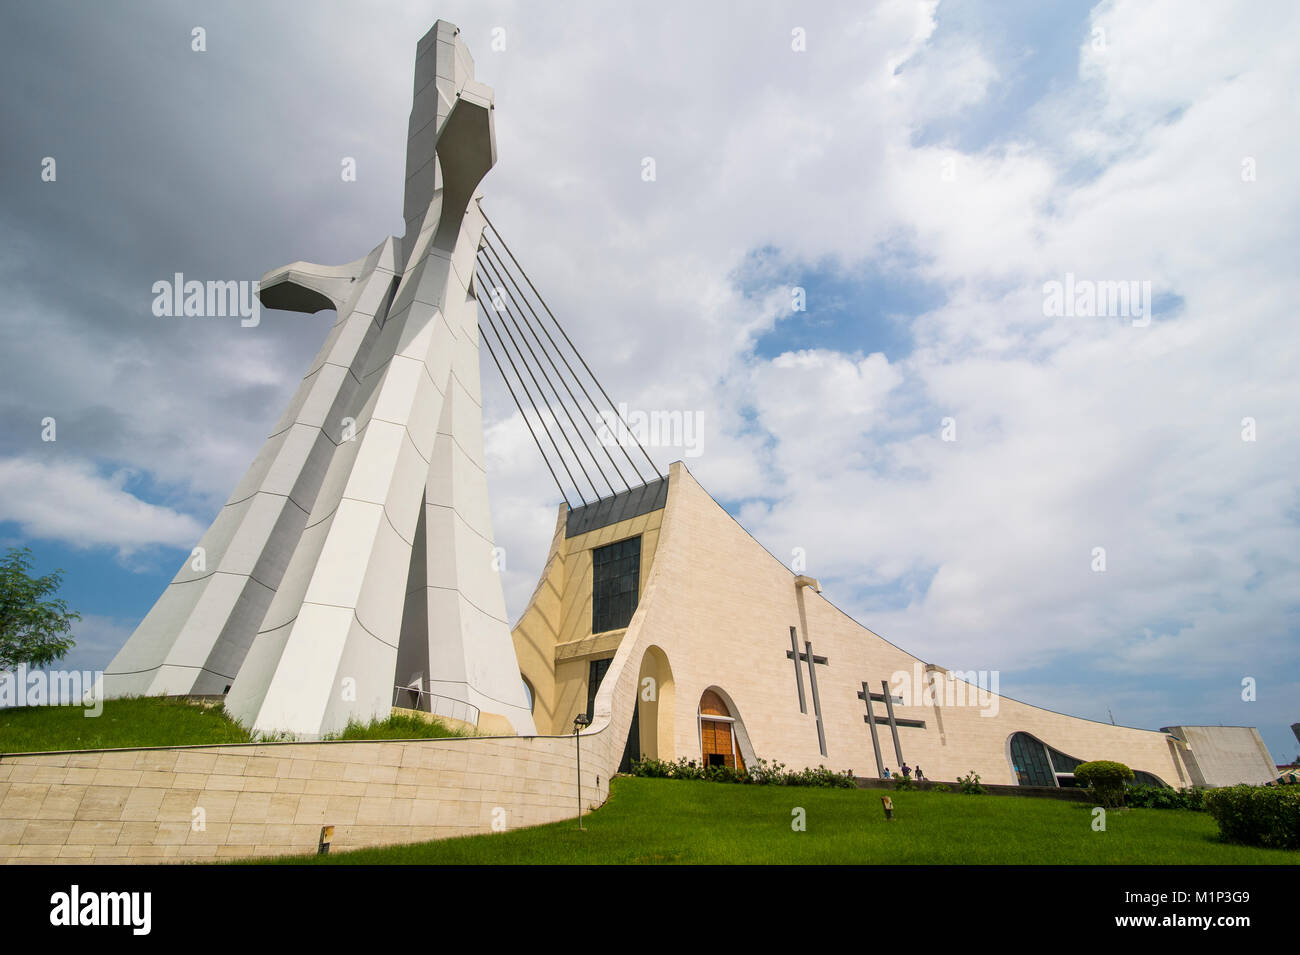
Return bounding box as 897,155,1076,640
1203,784,1300,850
629,756,855,788
1123,784,1206,811
1071,761,1207,811
893,772,981,794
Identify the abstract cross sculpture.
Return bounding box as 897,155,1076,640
104,21,537,738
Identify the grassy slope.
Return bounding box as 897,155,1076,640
4,703,1291,865
0,697,251,753
0,698,467,753
266,777,1300,865
322,712,472,741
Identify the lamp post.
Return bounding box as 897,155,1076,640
573,712,591,830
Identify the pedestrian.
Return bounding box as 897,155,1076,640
883,767,891,779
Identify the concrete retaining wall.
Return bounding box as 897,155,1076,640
0,728,617,864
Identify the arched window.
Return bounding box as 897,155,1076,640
1009,732,1055,786
1131,770,1167,787
1008,732,1086,787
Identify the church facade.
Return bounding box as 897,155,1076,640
513,461,1194,789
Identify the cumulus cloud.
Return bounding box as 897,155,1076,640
0,457,205,556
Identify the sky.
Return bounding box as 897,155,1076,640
1,0,1296,761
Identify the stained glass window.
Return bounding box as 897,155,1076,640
592,536,640,634
1010,732,1056,786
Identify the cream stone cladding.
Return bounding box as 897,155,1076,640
577,461,1189,787
511,502,664,736
0,728,622,864
1162,725,1277,786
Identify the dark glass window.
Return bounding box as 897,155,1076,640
1011,733,1091,786
582,656,641,771
592,536,641,634
1048,746,1083,775
1131,770,1166,787
619,698,640,774
1009,732,1055,786
586,657,612,721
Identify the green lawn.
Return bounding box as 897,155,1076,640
321,712,471,742
264,776,1300,865
0,696,252,753
0,697,465,753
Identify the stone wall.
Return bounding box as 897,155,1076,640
0,728,618,864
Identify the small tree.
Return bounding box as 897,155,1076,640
1075,760,1134,808
0,547,80,672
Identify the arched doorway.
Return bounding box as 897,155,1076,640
698,689,746,770
637,646,675,761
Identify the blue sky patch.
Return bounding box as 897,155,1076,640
740,246,946,362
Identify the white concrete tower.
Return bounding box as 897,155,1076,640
104,21,536,737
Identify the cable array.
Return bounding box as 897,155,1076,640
475,211,663,509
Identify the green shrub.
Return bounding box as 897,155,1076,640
628,756,853,788
783,764,857,788
629,756,674,778
930,783,951,793
670,757,703,780
957,771,984,795
1203,785,1300,850
702,763,744,784
1125,784,1207,811
745,758,788,785
816,765,857,789
1075,760,1134,807
627,756,710,781
893,774,916,791
1124,784,1172,809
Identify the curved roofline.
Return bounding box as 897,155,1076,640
668,459,1172,738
